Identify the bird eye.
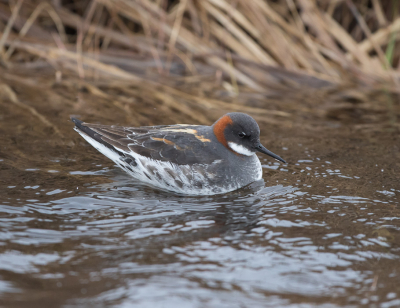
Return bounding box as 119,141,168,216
238,132,246,138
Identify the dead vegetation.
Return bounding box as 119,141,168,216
0,0,399,130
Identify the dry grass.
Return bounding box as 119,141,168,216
0,0,399,129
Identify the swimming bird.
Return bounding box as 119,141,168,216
71,113,286,195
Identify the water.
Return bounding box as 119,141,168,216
1,137,399,307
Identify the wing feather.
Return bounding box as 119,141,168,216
82,123,220,165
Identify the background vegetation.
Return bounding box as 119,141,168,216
0,0,399,130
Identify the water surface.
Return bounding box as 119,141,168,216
1,131,399,307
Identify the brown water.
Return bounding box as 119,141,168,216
1,71,400,307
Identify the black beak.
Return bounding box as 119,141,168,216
256,144,287,164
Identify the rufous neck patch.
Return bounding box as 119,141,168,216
213,115,233,148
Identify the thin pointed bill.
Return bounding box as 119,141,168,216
256,144,287,164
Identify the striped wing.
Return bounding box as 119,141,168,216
75,121,220,165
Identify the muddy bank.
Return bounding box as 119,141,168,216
1,67,399,198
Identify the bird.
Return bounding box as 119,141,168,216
71,113,286,195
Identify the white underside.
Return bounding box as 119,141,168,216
75,129,250,195
254,158,263,181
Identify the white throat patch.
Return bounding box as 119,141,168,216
228,142,254,156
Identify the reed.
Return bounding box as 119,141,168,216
0,0,399,128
